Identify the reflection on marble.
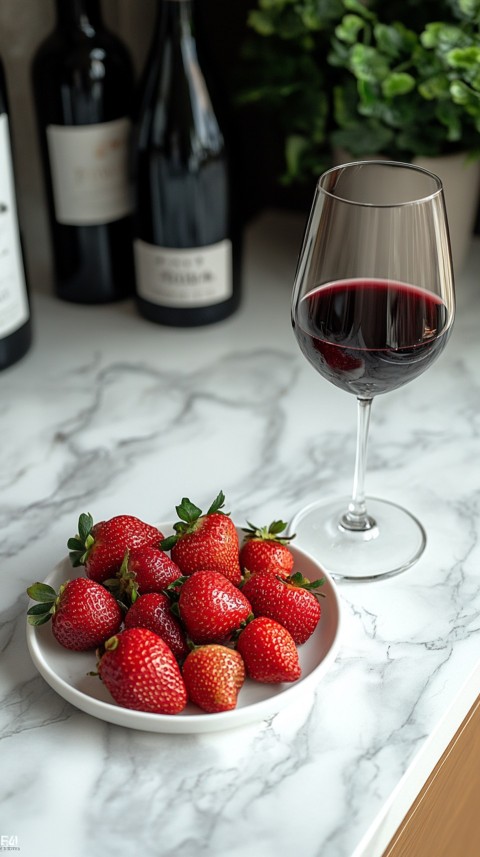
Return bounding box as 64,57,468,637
1,212,480,857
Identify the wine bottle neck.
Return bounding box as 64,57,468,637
55,0,103,30
154,0,195,41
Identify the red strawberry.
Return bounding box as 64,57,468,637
236,616,301,683
241,570,324,644
240,520,295,579
26,578,122,651
115,546,182,602
97,627,187,714
161,492,241,584
178,570,252,644
68,513,164,584
124,592,189,660
182,644,245,713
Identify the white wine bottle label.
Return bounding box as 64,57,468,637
46,117,132,225
134,239,233,307
0,114,29,339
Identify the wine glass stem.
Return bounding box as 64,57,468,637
340,397,376,532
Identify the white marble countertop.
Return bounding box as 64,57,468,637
2,210,480,857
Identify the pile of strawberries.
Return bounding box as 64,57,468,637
27,492,325,716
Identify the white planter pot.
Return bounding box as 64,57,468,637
333,149,480,273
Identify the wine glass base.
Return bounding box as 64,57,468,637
289,497,426,581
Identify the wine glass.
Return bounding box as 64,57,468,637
290,161,455,580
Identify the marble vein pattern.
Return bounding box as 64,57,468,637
0,213,479,857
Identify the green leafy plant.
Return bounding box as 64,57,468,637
238,0,344,182
240,0,480,182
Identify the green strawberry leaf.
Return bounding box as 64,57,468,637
27,612,54,627
26,582,56,602
206,490,226,515
268,519,289,535
67,537,84,551
68,533,94,567
27,602,55,616
120,550,130,573
176,497,202,524
104,635,120,652
78,513,94,543
160,534,178,551
102,577,124,602
231,612,255,642
289,572,326,596
242,519,295,544
68,516,95,567
166,491,228,546
164,576,189,600
163,577,188,608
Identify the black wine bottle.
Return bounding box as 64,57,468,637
132,0,241,327
0,57,32,370
32,0,135,304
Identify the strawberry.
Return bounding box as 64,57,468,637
178,570,252,644
113,546,182,602
124,592,189,660
68,513,164,584
240,520,295,579
161,492,241,584
26,578,122,651
182,644,245,713
236,616,301,683
241,570,324,644
97,627,187,715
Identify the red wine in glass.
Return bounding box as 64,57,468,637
294,278,450,397
290,160,455,580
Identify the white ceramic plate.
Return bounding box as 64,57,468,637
26,524,342,733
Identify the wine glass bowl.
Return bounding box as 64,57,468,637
291,161,455,580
